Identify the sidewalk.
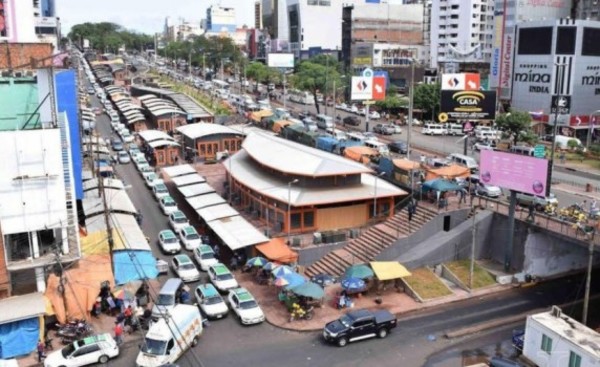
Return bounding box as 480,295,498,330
236,269,511,332
553,182,600,200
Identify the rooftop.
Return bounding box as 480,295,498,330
131,85,213,119
177,122,244,140
241,132,372,177
0,77,43,130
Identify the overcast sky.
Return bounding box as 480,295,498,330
58,0,256,34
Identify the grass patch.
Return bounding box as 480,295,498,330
563,153,600,169
403,268,452,300
445,260,496,289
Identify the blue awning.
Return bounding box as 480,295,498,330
113,250,159,285
0,317,39,359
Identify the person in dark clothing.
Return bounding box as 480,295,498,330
526,201,535,222
407,203,415,221
37,340,45,362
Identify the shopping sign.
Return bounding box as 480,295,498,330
351,76,386,101
442,73,481,91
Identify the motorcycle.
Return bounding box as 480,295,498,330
289,305,314,322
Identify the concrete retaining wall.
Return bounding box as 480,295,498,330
441,264,469,291
296,242,347,266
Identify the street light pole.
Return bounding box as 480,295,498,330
549,63,566,183
587,110,600,148
287,178,299,245
373,172,385,218
407,60,415,158
582,238,594,325
283,71,287,111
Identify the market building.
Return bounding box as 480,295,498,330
510,19,600,142
224,132,407,236
130,85,214,123
177,123,245,161
137,130,181,166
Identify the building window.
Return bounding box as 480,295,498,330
291,213,302,229
303,211,314,228
541,334,553,354
569,352,581,367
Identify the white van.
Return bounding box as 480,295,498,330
346,132,366,143
554,135,583,150
510,145,535,156
316,114,334,130
446,123,464,136
476,130,499,141
447,153,479,172
422,124,446,135
365,140,390,155
136,304,203,367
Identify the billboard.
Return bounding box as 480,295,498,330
440,90,496,120
351,77,373,100
267,53,294,68
441,73,481,91
480,150,549,196
352,43,374,66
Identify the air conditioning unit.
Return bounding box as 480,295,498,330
313,232,322,244
292,237,301,247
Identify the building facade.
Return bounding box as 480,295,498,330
490,0,572,100
206,5,237,34
510,18,600,141
0,0,60,51
576,0,600,20
287,0,343,58
429,0,494,72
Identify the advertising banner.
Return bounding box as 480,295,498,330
500,33,514,91
441,73,481,91
267,53,294,68
351,76,373,100
440,90,496,120
480,150,549,196
352,43,374,66
372,77,386,101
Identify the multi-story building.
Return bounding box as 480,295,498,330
0,70,81,298
0,0,60,51
490,0,571,100
255,1,263,29
429,0,495,72
262,0,290,49
176,21,203,41
287,0,343,58
576,0,600,20
206,5,237,34
510,18,600,143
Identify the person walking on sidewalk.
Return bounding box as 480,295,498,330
458,187,467,204
114,322,124,345
37,340,45,362
526,201,535,222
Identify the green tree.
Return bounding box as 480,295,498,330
375,95,409,112
494,110,535,146
68,22,153,52
245,62,269,89
413,83,441,121
291,61,340,114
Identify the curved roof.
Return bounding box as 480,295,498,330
138,130,175,143
137,94,156,101
148,139,180,148
149,108,185,117
177,123,243,139
242,132,371,177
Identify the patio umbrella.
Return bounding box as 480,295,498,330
289,281,325,299
344,264,375,280
273,276,289,287
310,273,337,287
262,262,280,271
341,277,366,292
246,256,268,267
113,288,135,300
271,265,294,278
281,272,306,289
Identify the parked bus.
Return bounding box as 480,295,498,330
288,89,315,105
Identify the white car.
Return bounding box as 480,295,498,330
194,284,229,319
144,172,164,188
350,105,359,114
138,163,153,175
227,287,265,325
133,156,148,170
153,183,170,201
117,151,130,164
158,229,181,254
208,263,238,292
357,108,366,116
120,130,135,144
159,196,178,215
171,254,201,282
193,245,218,271
43,333,119,367
169,211,190,232
178,226,202,251
369,111,381,119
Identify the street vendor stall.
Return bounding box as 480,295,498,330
370,261,412,294
256,238,299,264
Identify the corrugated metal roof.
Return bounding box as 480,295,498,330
228,151,406,206
241,132,372,177
138,130,174,143
0,292,45,324
197,203,238,222
161,164,197,179
177,123,243,140
83,188,137,217
85,213,150,251
171,173,206,187
177,183,215,198
83,178,126,192
185,193,226,210
206,215,268,251
148,139,180,148
137,94,156,101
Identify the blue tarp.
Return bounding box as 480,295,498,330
113,250,159,285
0,318,39,359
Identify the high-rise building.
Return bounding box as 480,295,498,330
576,0,600,20
490,0,571,100
206,5,237,34
287,0,343,58
255,1,263,29
0,0,61,51
262,0,289,42
429,0,495,72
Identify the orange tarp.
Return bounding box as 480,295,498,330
393,159,421,171
272,120,293,133
255,237,299,264
45,254,115,323
344,146,379,164
250,110,273,123
425,164,470,181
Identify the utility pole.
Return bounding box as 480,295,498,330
582,238,595,325
98,172,115,273
407,60,415,158
469,202,477,291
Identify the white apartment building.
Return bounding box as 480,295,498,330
0,0,60,51
429,0,495,71
489,0,571,100
207,5,237,34
287,0,343,57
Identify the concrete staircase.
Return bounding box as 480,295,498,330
304,205,439,278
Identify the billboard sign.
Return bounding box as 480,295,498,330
441,73,481,91
500,33,514,91
550,95,571,114
480,150,549,196
267,53,294,68
351,77,373,100
440,90,496,120
352,43,374,66
372,77,386,100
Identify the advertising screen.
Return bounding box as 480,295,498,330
440,90,496,120
267,53,294,68
479,150,549,196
